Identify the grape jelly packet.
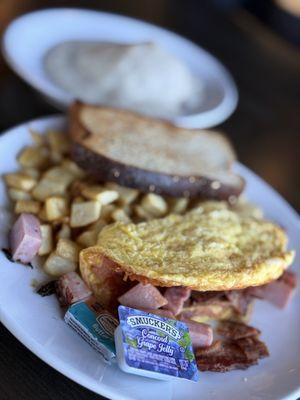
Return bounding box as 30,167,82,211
115,306,199,381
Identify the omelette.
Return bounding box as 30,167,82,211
80,201,294,295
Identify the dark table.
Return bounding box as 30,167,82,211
0,2,299,399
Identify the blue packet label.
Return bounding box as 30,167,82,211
115,306,199,381
64,297,118,362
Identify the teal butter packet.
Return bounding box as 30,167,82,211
64,296,118,362
115,306,199,381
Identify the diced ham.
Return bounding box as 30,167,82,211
56,271,92,306
247,271,297,308
217,321,261,340
118,283,168,309
163,287,191,315
181,317,213,348
10,213,41,263
141,308,176,319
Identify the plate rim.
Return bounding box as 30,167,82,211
0,114,299,400
1,7,238,129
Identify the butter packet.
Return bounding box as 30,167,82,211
115,306,199,381
64,296,118,362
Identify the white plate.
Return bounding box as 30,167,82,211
2,8,238,129
0,116,299,400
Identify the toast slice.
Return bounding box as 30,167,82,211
80,201,294,292
69,101,244,200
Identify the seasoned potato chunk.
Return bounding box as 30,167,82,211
8,188,32,201
43,166,75,185
4,173,36,191
76,230,98,247
18,146,49,169
111,208,131,223
56,223,71,240
38,224,53,256
70,201,101,227
44,252,76,277
38,206,47,222
133,205,153,221
56,238,79,262
45,197,69,221
47,130,70,154
61,160,85,178
82,185,119,204
168,197,188,214
141,193,168,217
33,180,63,200
106,182,138,205
22,168,40,179
100,204,116,222
30,130,45,146
15,200,41,214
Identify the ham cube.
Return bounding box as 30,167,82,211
181,317,213,348
118,283,168,309
10,213,41,263
163,287,191,315
247,271,297,308
56,271,92,306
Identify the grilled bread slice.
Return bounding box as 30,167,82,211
80,202,294,292
70,101,244,200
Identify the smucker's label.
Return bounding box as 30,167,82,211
117,306,199,381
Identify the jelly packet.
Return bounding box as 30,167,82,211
115,306,199,381
64,296,118,362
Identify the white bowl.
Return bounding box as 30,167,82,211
0,115,299,400
2,8,238,129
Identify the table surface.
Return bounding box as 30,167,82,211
0,2,300,400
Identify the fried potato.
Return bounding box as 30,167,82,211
32,179,66,200
22,168,40,179
100,204,116,222
70,201,101,227
38,224,53,256
111,208,131,223
56,223,71,240
133,205,153,221
81,185,119,204
30,130,45,146
61,159,85,178
168,197,189,214
4,173,36,191
47,130,70,154
15,200,41,214
18,146,49,169
45,197,68,221
105,182,138,205
44,252,77,277
90,202,294,291
141,193,168,217
56,238,79,262
8,188,32,201
76,230,98,247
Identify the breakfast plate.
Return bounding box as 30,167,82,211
2,8,238,129
0,115,299,400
